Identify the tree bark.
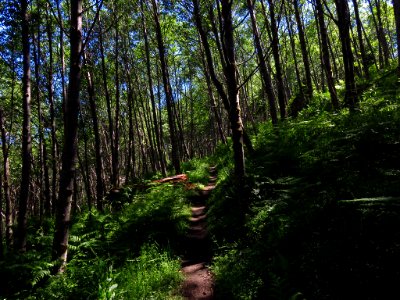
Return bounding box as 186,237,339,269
33,14,51,219
367,0,390,68
45,8,57,209
192,0,254,152
394,0,400,77
221,0,245,180
141,0,166,176
126,80,136,181
334,0,358,110
16,0,33,252
0,171,3,259
151,0,181,174
247,0,278,125
374,0,390,67
293,0,313,100
314,0,339,110
113,20,120,187
85,55,104,211
52,0,83,273
199,43,227,143
266,0,287,119
0,110,12,249
78,112,92,211
352,0,370,79
285,10,303,97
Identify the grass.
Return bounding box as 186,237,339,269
115,244,183,300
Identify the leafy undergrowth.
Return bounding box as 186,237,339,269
181,158,211,186
0,183,191,299
208,69,400,299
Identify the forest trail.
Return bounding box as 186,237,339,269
180,167,216,300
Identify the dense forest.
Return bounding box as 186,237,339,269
0,0,399,298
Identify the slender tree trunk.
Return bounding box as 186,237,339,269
47,36,58,216
247,0,278,125
200,44,226,143
113,22,120,187
192,0,254,152
394,0,400,77
0,110,12,249
267,0,287,119
0,171,3,259
141,0,166,176
132,67,157,172
156,64,167,165
33,16,51,219
151,0,181,174
132,89,148,175
367,0,389,68
53,0,67,214
293,0,313,100
85,56,104,211
126,82,136,180
99,22,115,185
57,0,67,109
334,0,359,110
285,11,303,95
52,0,83,273
327,32,339,80
221,0,245,180
353,0,370,78
16,0,33,252
78,112,92,211
314,0,339,110
208,4,226,71
361,21,379,71
374,0,390,66
33,9,44,220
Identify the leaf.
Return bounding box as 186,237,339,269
108,283,118,292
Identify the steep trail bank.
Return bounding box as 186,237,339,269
180,167,216,300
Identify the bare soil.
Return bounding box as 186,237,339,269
180,167,217,300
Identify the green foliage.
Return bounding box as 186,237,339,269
208,68,400,299
0,182,191,299
116,244,183,300
181,158,210,185
211,246,262,300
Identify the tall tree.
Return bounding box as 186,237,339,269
314,0,339,110
0,109,12,249
266,0,287,119
46,2,58,215
0,171,3,259
140,0,167,176
16,0,33,252
246,0,278,125
334,0,359,110
151,0,181,174
32,6,51,218
393,0,400,77
367,0,390,68
293,0,313,100
352,0,370,79
113,8,120,187
99,20,116,186
220,0,245,180
85,54,104,210
192,0,254,152
52,0,83,273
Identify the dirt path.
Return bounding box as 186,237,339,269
180,167,216,300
